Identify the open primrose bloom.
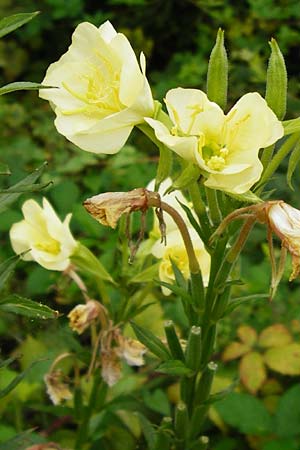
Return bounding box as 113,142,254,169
10,198,77,271
39,21,154,154
146,88,284,194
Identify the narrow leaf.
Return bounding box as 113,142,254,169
130,321,171,361
0,355,19,369
0,12,39,38
170,258,187,290
0,81,55,96
0,162,47,213
129,263,160,283
71,243,115,284
0,181,52,194
156,360,193,376
283,117,300,135
0,295,59,319
224,294,268,316
136,413,156,450
0,255,19,291
155,279,190,299
156,144,173,186
224,190,263,204
0,359,45,399
171,163,201,191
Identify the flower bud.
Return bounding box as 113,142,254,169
265,38,287,120
207,28,228,109
44,370,72,405
68,300,101,334
268,202,300,280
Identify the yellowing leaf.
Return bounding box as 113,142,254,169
240,351,267,394
237,325,257,347
258,324,292,348
264,343,300,375
222,341,250,361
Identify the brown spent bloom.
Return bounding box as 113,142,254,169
68,300,101,334
117,337,146,366
101,348,122,386
83,188,154,229
44,370,72,405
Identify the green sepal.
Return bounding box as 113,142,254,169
224,190,263,204
207,28,228,109
130,321,171,361
71,243,115,285
156,360,193,376
265,38,287,120
0,295,59,319
223,294,269,316
129,262,160,283
283,117,300,135
0,81,55,96
0,11,39,38
287,138,300,190
167,163,201,192
156,144,173,187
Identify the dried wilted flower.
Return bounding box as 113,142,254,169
118,337,146,366
101,348,122,386
68,300,101,334
44,370,72,405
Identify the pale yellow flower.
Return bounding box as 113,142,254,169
40,21,154,154
68,301,101,334
10,198,77,271
146,88,283,194
268,202,300,280
152,228,211,296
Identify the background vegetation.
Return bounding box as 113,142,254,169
1,1,300,449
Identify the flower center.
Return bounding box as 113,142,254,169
61,53,123,119
35,239,61,255
162,246,190,279
199,140,229,171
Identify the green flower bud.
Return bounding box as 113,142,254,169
265,38,287,120
207,29,228,109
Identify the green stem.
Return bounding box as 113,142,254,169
205,187,222,225
189,182,210,239
260,144,275,170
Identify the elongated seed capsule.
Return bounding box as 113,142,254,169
207,28,228,109
164,320,185,361
265,38,287,120
185,326,202,372
175,402,188,440
194,361,218,406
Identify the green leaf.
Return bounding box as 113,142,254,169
129,263,160,283
287,138,300,190
0,162,47,213
0,360,45,399
0,81,55,96
275,384,300,437
170,258,188,290
215,392,272,435
0,162,11,175
0,255,20,292
130,321,171,361
224,190,263,204
264,343,300,375
0,295,59,319
283,117,300,136
155,279,190,299
0,355,19,370
71,243,115,284
177,199,206,243
224,294,268,316
156,360,193,376
0,181,52,194
156,144,173,186
262,439,299,450
136,413,156,450
0,12,39,38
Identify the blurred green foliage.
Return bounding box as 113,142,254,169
1,1,300,449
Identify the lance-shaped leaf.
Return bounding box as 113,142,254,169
0,11,39,38
71,243,115,284
0,255,19,291
156,144,173,187
0,81,55,96
0,162,47,213
156,360,193,376
129,263,160,283
0,295,59,319
207,28,228,109
0,359,45,399
265,38,287,120
171,163,201,191
130,321,171,361
283,117,300,135
287,138,300,190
